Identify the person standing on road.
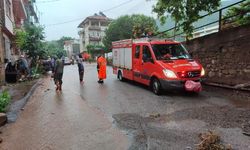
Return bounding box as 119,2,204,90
77,58,84,84
19,55,31,80
54,57,64,91
97,54,107,83
51,56,56,73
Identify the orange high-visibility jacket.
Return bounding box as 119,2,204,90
97,56,107,80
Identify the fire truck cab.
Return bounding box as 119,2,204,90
112,38,205,95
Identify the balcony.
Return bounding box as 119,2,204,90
88,26,101,31
78,30,84,35
89,36,101,41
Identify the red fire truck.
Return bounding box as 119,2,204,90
112,38,205,95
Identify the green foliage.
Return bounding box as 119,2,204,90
103,14,158,48
86,44,107,57
43,36,73,59
224,0,250,26
57,36,74,50
18,24,46,59
153,0,220,38
131,14,158,38
15,29,27,49
0,90,11,112
44,41,66,59
155,32,169,38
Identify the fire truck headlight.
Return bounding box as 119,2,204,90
201,67,205,76
163,69,177,79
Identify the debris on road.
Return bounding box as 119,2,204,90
242,132,250,137
0,113,7,126
44,89,50,92
112,113,143,130
149,113,160,119
197,131,232,150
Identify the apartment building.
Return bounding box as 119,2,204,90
78,12,112,52
0,0,38,84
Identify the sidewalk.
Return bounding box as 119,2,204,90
0,79,40,124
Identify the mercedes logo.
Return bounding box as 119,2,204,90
188,72,193,77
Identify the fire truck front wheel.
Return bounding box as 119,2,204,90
117,71,124,81
151,78,162,95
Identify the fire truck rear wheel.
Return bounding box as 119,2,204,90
151,78,162,95
118,71,124,81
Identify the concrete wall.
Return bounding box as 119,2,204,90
4,0,14,34
185,24,250,85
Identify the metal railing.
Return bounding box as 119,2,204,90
157,0,249,41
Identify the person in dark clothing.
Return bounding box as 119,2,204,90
77,58,84,84
54,58,64,91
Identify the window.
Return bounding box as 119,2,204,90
143,45,152,59
6,0,12,18
135,45,140,58
152,44,191,60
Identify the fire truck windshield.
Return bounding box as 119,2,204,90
152,44,191,60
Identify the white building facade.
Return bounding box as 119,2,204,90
63,39,80,59
2,0,15,61
78,12,111,52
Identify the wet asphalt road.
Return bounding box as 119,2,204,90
1,64,250,150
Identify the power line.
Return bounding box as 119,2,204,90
102,0,134,12
46,17,85,27
36,0,61,3
44,0,135,27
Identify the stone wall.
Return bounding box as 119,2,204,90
184,24,250,86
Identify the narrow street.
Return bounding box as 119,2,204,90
0,64,250,150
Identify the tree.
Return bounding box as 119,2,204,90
57,36,74,50
103,14,158,49
15,29,27,49
44,41,66,59
16,24,46,59
152,0,220,38
223,0,250,27
86,44,107,58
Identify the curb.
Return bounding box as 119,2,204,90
6,79,41,123
204,82,250,92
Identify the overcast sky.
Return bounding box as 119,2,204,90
36,0,157,41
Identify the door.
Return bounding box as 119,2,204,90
133,44,141,82
140,45,155,85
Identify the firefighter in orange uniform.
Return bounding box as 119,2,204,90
97,54,107,83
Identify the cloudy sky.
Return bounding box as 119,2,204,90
36,0,157,41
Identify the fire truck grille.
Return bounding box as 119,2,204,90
177,70,201,78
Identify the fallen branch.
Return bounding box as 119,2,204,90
197,130,232,150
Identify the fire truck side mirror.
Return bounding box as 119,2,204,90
189,52,193,57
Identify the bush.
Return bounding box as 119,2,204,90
0,90,11,112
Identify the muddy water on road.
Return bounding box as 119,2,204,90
0,65,129,150
1,64,250,150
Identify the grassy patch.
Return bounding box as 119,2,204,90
0,90,11,112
